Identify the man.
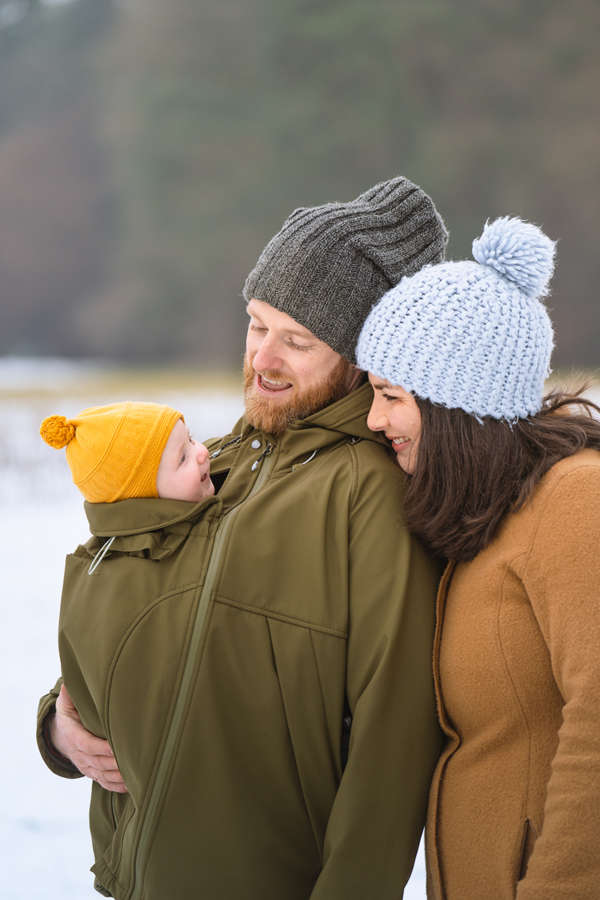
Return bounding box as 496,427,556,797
37,176,448,899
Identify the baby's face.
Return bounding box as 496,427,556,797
156,418,214,502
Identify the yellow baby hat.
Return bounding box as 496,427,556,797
40,401,182,502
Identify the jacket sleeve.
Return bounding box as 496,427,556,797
516,465,600,899
36,676,83,779
310,449,442,899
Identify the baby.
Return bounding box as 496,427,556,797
40,400,214,504
39,401,221,896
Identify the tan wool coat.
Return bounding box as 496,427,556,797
426,448,600,900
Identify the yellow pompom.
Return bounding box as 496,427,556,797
40,415,76,449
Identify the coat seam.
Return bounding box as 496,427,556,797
266,619,323,862
428,560,458,899
214,594,347,638
495,558,534,845
347,441,360,509
308,628,339,774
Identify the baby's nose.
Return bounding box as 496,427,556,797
195,442,209,464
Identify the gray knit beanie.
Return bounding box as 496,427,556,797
242,177,448,362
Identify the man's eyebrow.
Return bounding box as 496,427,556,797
246,308,315,340
283,326,314,340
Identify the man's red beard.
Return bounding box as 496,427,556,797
243,354,358,434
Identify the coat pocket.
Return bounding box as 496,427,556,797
90,786,137,894
267,618,346,852
517,817,539,882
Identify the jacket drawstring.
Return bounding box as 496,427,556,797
251,443,273,472
88,536,115,575
299,449,318,466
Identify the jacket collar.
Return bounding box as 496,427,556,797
83,495,221,538
224,381,389,469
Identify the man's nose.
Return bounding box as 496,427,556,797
252,336,283,372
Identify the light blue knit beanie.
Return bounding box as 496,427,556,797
356,217,556,420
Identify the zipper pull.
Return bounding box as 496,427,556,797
210,435,242,460
251,442,273,472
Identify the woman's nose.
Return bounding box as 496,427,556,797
366,401,387,432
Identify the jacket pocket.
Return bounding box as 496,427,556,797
90,786,137,893
267,617,345,853
517,817,538,882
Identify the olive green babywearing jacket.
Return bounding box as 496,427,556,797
37,383,442,900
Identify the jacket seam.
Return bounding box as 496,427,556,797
102,582,204,737
428,560,458,898
266,619,323,861
308,628,338,775
495,557,534,837
347,441,360,509
214,594,347,638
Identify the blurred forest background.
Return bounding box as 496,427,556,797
1,0,598,371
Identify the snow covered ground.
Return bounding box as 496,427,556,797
0,359,431,899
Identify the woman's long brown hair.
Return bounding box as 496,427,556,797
405,388,600,562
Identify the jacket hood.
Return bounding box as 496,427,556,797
293,380,381,440
280,381,388,467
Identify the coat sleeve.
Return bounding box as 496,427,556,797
36,676,83,779
309,448,442,899
516,465,600,899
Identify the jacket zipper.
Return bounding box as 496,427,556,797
209,434,242,459
128,442,275,899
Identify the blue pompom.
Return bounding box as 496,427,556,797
472,216,556,298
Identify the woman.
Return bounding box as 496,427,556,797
356,217,600,899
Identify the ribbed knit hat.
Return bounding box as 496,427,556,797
243,176,448,362
356,217,556,420
40,401,182,502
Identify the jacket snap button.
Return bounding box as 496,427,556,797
251,439,261,449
